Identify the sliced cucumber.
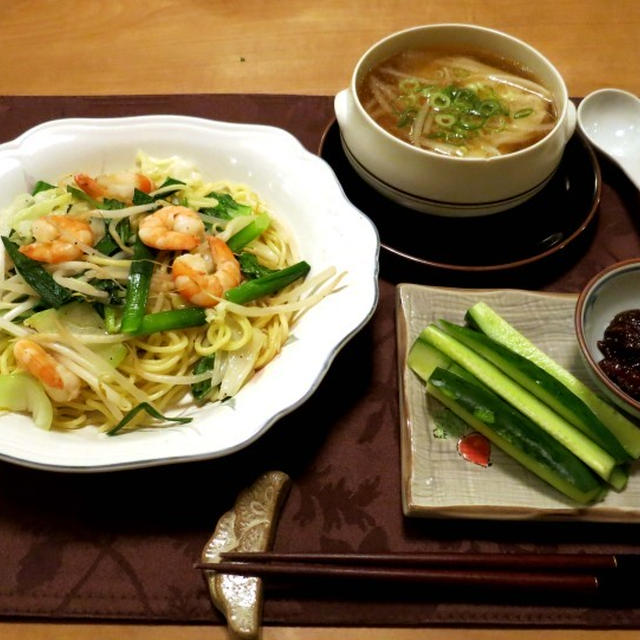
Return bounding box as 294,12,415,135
427,367,605,505
608,465,630,492
438,319,630,463
408,338,451,382
408,337,480,386
466,302,640,459
420,324,617,481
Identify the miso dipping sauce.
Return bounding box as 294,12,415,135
598,309,640,400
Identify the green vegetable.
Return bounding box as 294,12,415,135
419,324,618,481
31,181,55,195
103,306,121,334
106,401,192,436
132,188,155,205
203,191,252,219
66,185,125,211
89,278,126,305
237,252,277,279
120,236,154,334
227,213,271,252
94,218,131,256
514,108,534,119
427,368,605,505
394,82,511,146
397,107,418,128
434,113,457,128
438,319,631,463
191,355,215,403
101,198,127,211
225,261,311,305
135,307,207,335
466,302,640,459
67,185,98,206
0,372,53,430
2,236,74,309
408,335,482,388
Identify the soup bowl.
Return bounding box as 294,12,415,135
335,24,577,216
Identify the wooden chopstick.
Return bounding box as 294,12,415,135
195,559,598,593
216,550,622,572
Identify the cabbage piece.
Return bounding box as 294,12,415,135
25,303,128,368
219,331,265,399
0,372,53,430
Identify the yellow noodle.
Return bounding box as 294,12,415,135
0,156,340,433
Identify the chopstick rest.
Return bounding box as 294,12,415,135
199,471,291,639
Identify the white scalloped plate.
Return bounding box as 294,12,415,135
0,115,379,471
397,284,640,521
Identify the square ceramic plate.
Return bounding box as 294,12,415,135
0,115,379,472
397,284,640,521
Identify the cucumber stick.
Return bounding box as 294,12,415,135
438,320,630,463
427,368,604,505
408,337,481,387
466,302,640,459
409,332,630,493
420,325,617,481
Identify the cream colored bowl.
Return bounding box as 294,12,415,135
335,24,577,216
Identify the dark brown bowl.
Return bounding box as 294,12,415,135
319,119,601,274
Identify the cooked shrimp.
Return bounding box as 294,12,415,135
138,205,204,251
172,236,241,307
19,215,94,264
13,338,83,402
74,172,154,203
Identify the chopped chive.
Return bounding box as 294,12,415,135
225,261,310,305
227,213,270,252
2,237,74,309
32,181,56,196
120,236,154,334
106,401,192,436
514,108,534,119
191,355,215,403
135,307,207,335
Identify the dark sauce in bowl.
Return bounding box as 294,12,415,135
598,309,640,400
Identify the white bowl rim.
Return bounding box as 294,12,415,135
0,114,381,472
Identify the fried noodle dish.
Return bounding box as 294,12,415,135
0,152,341,434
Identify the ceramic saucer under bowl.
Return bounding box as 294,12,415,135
319,120,600,273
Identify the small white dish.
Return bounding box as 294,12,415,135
335,24,576,216
575,259,640,419
397,284,640,521
0,115,379,472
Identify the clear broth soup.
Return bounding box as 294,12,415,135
357,48,557,158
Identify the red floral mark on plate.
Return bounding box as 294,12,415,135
457,432,491,467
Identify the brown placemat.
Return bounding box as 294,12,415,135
1,94,640,627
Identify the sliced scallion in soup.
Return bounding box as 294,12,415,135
358,49,557,158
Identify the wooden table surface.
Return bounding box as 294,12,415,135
2,1,639,638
